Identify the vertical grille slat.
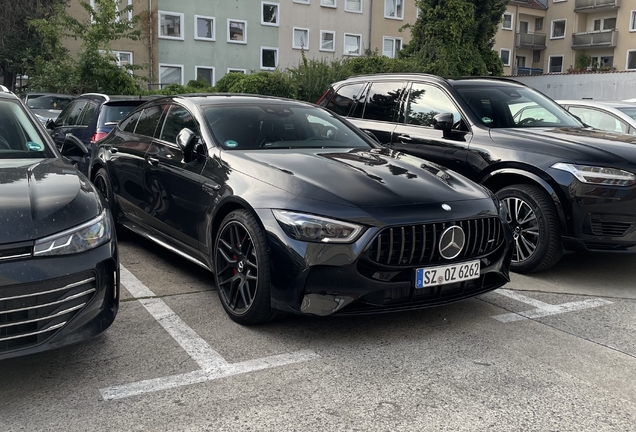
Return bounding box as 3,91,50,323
408,226,416,265
419,225,427,263
388,228,394,265
430,223,437,262
397,227,405,265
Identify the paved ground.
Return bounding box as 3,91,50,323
2,234,636,431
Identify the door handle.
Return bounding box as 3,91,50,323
397,134,413,141
147,156,159,165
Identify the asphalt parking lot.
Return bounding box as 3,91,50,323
2,233,636,432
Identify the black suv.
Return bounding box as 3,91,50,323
319,74,636,273
46,93,149,175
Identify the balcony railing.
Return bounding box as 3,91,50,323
515,32,547,49
513,67,544,76
574,0,620,12
572,30,617,49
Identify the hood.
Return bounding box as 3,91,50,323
0,158,101,244
490,127,636,166
223,148,491,208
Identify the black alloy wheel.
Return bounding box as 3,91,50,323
93,168,127,238
214,210,277,324
496,184,563,274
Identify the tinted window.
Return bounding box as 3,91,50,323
618,107,636,121
66,101,88,126
79,102,98,126
98,103,141,127
362,81,404,122
159,105,199,144
568,106,627,134
55,102,75,126
326,83,364,117
135,105,164,137
0,100,53,159
26,95,73,110
405,83,462,127
120,111,141,133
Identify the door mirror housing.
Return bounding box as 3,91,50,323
177,128,203,162
45,118,56,130
433,113,455,131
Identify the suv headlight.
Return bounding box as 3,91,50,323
272,210,364,243
552,163,636,187
34,210,112,256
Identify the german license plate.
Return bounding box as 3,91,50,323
415,260,480,288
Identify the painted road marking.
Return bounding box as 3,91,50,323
492,289,612,323
100,265,320,401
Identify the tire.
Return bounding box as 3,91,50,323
496,184,563,274
93,168,128,240
213,210,278,325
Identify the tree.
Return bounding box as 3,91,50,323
401,0,508,77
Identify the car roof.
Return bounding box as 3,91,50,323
335,73,527,89
25,92,74,98
161,93,318,108
77,93,151,103
557,100,636,108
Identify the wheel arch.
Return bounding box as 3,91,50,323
208,197,267,251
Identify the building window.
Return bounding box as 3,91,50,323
551,19,566,39
159,64,183,85
627,51,636,70
159,11,184,40
293,0,310,3
344,33,361,56
383,37,402,58
293,28,310,49
113,51,133,67
631,11,636,32
195,67,215,85
227,68,247,74
261,47,278,70
320,30,335,52
321,0,336,7
553,0,567,2
591,56,614,68
502,13,514,30
194,15,215,41
500,49,511,67
385,0,403,19
262,2,279,26
345,0,362,13
533,50,541,63
228,19,247,44
535,17,543,31
548,56,563,73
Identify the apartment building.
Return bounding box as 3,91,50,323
494,0,636,75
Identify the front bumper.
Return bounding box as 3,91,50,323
0,241,119,361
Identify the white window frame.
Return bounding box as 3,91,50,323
627,50,636,70
502,12,514,31
293,0,310,4
260,46,279,70
321,0,337,8
548,55,564,73
227,19,248,44
320,30,336,52
158,11,185,41
128,0,133,21
551,19,566,40
194,15,216,41
382,36,402,58
500,48,511,67
194,66,215,86
629,10,636,32
227,68,247,74
112,50,133,67
159,63,184,85
343,33,362,56
292,27,310,50
261,1,280,27
345,0,363,14
553,0,567,3
384,0,404,20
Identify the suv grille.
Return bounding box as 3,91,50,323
590,220,633,238
0,273,97,353
367,217,504,267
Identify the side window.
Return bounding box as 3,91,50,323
79,102,98,126
568,106,627,134
135,105,165,137
55,102,75,126
65,101,88,126
362,81,404,122
405,83,461,127
158,105,199,145
120,110,142,133
326,83,365,117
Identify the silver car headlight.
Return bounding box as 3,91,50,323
272,210,364,243
34,210,112,256
552,163,636,187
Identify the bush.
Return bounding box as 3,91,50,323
288,56,350,103
215,72,247,93
228,71,296,99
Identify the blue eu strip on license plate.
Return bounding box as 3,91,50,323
415,260,480,289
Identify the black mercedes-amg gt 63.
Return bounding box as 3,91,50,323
89,94,512,324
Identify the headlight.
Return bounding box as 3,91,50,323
552,163,636,187
272,210,364,243
34,210,112,256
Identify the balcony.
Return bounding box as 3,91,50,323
513,67,544,75
572,30,617,49
574,0,620,12
515,32,547,49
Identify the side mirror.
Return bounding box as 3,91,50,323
45,118,56,130
433,113,455,131
60,133,89,161
176,128,203,162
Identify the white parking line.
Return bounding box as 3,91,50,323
100,265,320,401
492,289,612,323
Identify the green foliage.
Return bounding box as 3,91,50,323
288,55,350,103
143,82,215,96
215,72,248,93
575,53,592,70
227,71,296,99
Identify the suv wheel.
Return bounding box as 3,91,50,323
496,184,563,273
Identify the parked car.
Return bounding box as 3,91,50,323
318,74,636,273
23,92,75,124
557,100,636,135
46,93,150,175
0,86,119,361
89,94,512,324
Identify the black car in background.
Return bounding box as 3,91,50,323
90,94,512,324
319,74,636,273
46,93,149,175
0,87,119,361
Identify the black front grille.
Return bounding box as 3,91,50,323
0,273,97,353
590,219,633,237
0,241,33,262
367,217,504,267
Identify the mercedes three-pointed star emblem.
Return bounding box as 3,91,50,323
438,225,466,260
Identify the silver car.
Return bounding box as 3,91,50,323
557,100,636,135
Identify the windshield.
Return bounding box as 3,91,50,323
26,95,73,111
0,100,54,159
202,104,373,150
618,107,636,121
455,85,582,128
